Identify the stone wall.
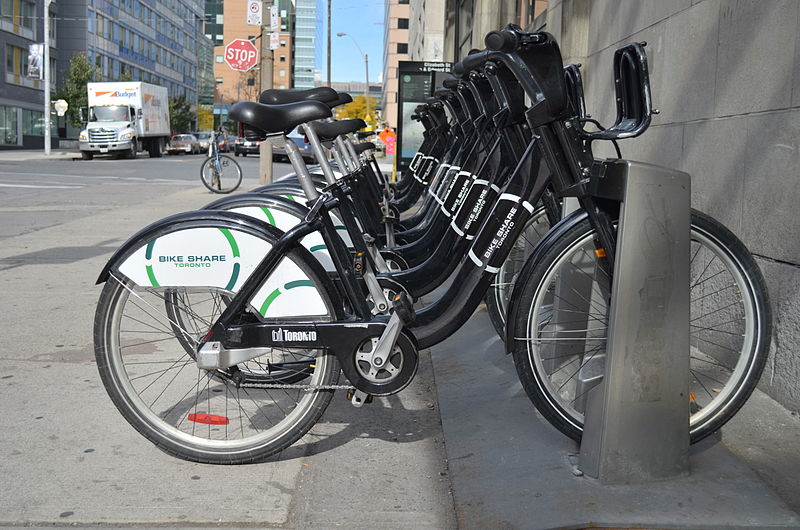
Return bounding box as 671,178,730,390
547,0,800,412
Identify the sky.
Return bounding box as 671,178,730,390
320,0,385,84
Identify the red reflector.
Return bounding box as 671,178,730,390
188,413,229,425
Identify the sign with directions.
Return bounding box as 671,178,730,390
270,5,279,31
224,39,259,71
246,0,262,26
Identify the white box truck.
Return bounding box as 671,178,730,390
78,82,170,160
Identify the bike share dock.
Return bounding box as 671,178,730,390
427,158,800,529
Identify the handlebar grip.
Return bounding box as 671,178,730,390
460,49,491,74
485,30,517,52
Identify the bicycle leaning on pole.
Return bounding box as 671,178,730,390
200,128,242,193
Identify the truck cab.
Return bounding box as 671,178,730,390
79,105,140,159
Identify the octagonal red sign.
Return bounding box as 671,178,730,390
224,39,259,72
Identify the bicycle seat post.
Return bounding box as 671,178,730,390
302,123,338,185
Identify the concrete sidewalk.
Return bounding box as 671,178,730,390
0,148,79,162
430,308,800,528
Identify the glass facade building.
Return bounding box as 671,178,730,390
0,0,57,148
293,0,323,88
57,0,212,105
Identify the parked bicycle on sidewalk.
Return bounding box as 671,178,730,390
200,128,242,193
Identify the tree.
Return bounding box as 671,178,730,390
197,104,214,131
169,94,194,133
335,95,379,126
53,52,100,128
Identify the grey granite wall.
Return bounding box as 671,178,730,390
548,0,800,411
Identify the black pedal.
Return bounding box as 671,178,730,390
353,251,365,276
392,292,416,324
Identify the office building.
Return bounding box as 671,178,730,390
57,0,209,109
381,0,410,128
292,0,323,89
1,0,58,148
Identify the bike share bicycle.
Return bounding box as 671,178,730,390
93,25,770,463
200,128,242,193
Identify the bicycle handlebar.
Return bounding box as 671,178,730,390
484,26,547,52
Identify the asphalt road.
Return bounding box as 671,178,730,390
0,155,456,527
0,154,294,241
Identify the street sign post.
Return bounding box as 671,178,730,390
270,5,279,31
224,39,259,72
246,0,262,26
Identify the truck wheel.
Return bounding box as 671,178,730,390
148,139,164,158
81,151,93,161
126,140,138,159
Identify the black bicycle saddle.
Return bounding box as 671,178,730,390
229,100,332,134
259,87,339,105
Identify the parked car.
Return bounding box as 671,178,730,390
216,132,230,153
166,134,200,155
272,127,314,163
234,136,262,157
194,131,215,152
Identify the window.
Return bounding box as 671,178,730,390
0,105,19,145
22,108,43,135
397,43,408,54
215,55,223,63
279,69,285,76
19,1,34,32
399,0,409,3
398,18,408,29
215,77,223,85
279,55,286,62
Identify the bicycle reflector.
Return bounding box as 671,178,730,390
187,413,230,425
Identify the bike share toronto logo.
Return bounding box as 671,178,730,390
271,328,318,342
158,254,227,268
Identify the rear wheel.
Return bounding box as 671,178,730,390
94,250,340,464
510,210,771,444
81,151,93,160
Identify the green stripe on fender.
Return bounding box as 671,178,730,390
218,228,240,257
284,280,314,290
145,240,156,260
309,245,327,252
259,287,282,317
146,265,159,287
225,263,240,291
260,207,275,225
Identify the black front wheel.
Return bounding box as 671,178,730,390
509,210,771,444
200,155,243,194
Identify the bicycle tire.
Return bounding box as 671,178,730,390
509,210,771,444
94,238,340,464
201,155,242,194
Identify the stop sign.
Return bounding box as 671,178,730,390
224,39,259,71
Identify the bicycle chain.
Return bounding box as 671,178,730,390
240,382,355,391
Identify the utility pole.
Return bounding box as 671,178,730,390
43,0,52,155
327,0,331,87
364,54,369,126
258,13,274,185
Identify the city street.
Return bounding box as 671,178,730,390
0,154,456,527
